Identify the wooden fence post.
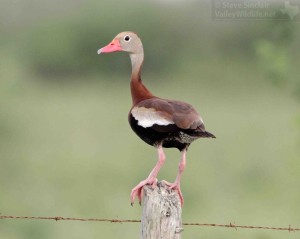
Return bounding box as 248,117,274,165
140,181,183,239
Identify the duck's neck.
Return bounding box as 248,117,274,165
129,51,153,105
130,52,143,81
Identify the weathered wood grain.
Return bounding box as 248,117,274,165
141,181,183,239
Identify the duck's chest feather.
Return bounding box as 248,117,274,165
128,114,193,151
128,98,204,151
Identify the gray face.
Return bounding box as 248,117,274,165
115,32,143,54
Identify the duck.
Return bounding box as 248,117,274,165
98,31,215,206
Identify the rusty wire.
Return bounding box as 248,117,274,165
0,215,299,232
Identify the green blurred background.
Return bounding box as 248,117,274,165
1,0,300,238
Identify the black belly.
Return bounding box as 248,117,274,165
129,115,190,151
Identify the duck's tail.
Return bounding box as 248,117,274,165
198,130,216,138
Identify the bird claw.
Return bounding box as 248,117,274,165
151,178,158,189
130,177,157,206
161,180,184,206
131,179,184,206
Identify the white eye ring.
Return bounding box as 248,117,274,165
124,35,131,42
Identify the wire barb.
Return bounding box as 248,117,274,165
0,215,299,232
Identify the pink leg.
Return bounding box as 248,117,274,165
130,145,166,205
163,149,186,206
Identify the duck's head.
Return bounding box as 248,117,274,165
98,31,143,55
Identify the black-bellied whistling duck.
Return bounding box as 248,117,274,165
98,32,215,206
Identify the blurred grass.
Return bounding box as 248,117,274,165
1,56,300,239
0,0,300,239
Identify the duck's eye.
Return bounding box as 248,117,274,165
124,35,130,42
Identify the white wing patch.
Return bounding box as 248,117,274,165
131,107,174,128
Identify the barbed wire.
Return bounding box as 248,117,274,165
0,215,299,232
